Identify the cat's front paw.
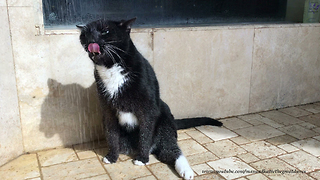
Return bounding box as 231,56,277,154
102,153,118,164
133,155,149,166
102,157,111,164
133,159,149,166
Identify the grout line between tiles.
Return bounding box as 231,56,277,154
144,165,160,180
38,156,97,169
95,152,113,180
273,157,317,178
35,153,44,180
72,146,81,161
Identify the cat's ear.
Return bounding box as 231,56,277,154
119,17,137,33
76,25,86,30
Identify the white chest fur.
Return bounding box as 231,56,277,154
118,111,139,128
95,64,128,97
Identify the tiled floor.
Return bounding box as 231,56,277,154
2,103,320,180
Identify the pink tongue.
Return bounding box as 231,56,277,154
88,43,100,54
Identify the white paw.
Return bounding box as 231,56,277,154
175,155,194,180
133,160,149,166
102,157,111,164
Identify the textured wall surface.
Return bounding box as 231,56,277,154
0,5,24,166
1,0,320,166
250,27,320,112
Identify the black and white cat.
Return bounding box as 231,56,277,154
77,18,222,180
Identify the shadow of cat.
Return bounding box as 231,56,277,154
39,79,184,178
40,79,104,149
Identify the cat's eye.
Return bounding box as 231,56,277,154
101,30,109,36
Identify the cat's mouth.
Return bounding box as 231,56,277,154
88,43,101,56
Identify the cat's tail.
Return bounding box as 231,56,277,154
174,117,223,130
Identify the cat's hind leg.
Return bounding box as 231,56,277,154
153,142,194,180
174,154,194,180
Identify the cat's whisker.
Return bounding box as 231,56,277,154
108,44,128,54
107,40,121,44
106,48,117,64
102,47,116,64
108,47,124,61
104,45,126,67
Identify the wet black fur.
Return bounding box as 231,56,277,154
77,18,222,165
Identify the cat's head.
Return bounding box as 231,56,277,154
77,18,136,66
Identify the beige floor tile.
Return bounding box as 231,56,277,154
28,178,41,180
237,113,263,121
186,151,219,166
279,107,312,117
241,141,286,159
82,174,111,180
277,144,299,153
278,151,320,173
73,140,108,151
207,157,255,179
119,154,132,161
177,131,191,141
258,117,284,128
313,127,320,133
192,163,213,176
0,154,40,180
299,113,320,127
193,173,225,180
246,173,269,180
230,136,251,145
250,158,312,180
298,122,318,130
105,159,152,180
148,154,160,164
38,148,78,167
265,135,298,146
291,138,320,156
205,140,246,158
309,170,320,179
220,117,252,130
76,150,97,160
42,158,106,180
237,153,260,163
177,128,196,133
260,111,303,125
185,130,213,144
233,124,285,141
278,125,318,139
148,163,181,180
196,126,238,141
135,175,157,180
178,139,207,156
95,147,108,160
236,178,248,180
314,135,320,141
298,104,320,114
118,154,132,161
237,114,264,126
